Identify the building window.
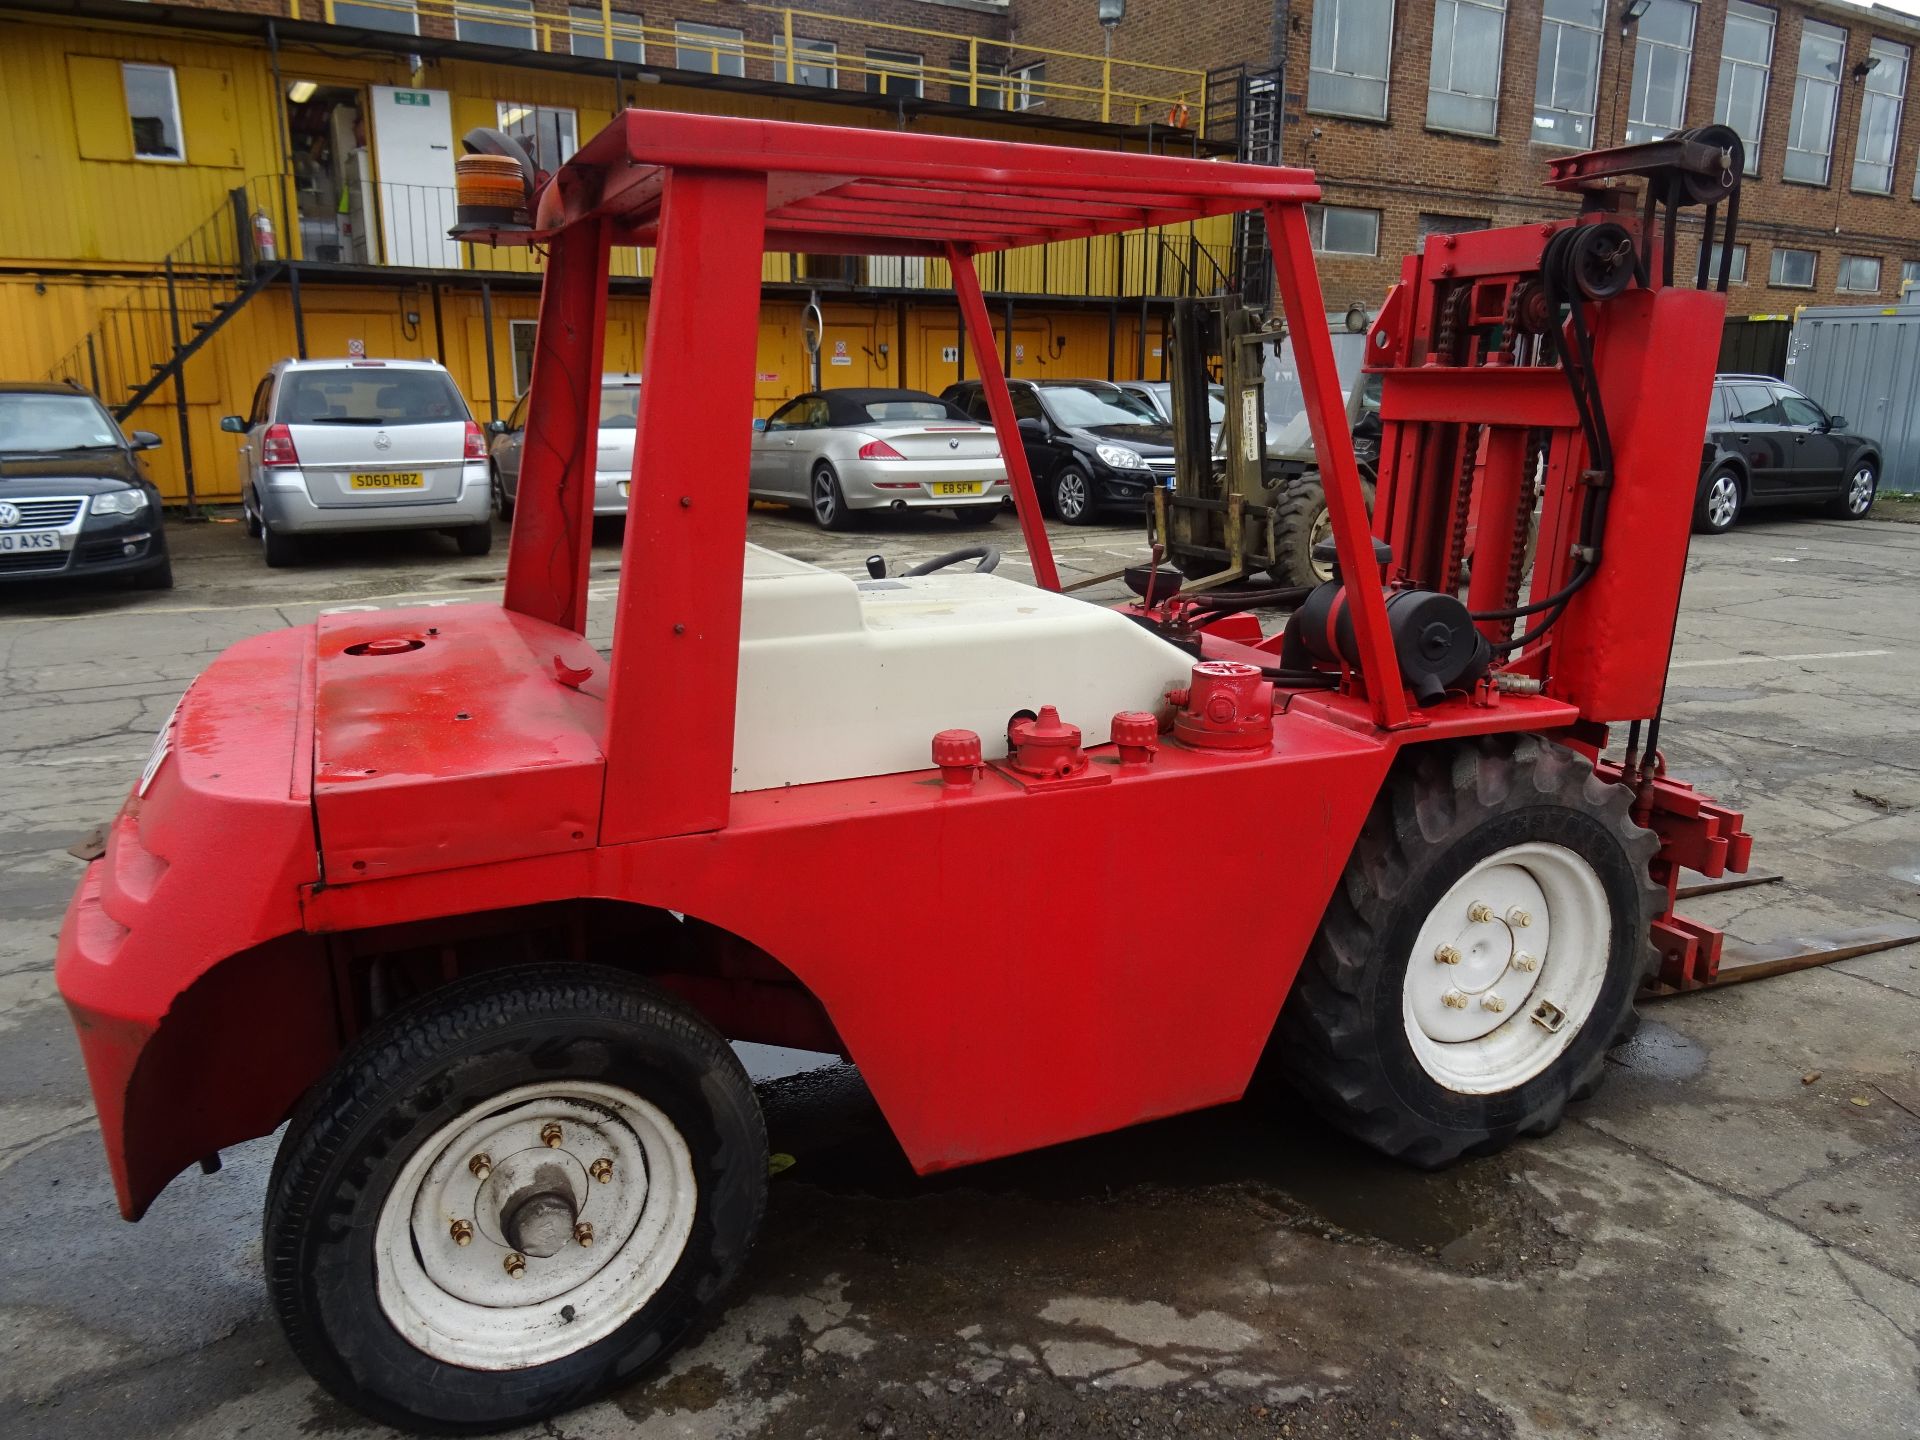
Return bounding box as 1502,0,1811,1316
1715,2,1775,176
455,0,534,49
497,103,577,173
1903,260,1920,296
675,21,745,76
510,319,538,396
1417,213,1491,243
1785,19,1846,185
1308,0,1394,121
568,6,643,64
1705,242,1748,284
1306,204,1380,256
1427,0,1506,136
332,0,418,34
1534,0,1605,148
122,63,183,162
1769,247,1817,288
791,37,836,87
1852,39,1908,194
1837,255,1882,292
866,48,924,98
1625,0,1697,143
1012,62,1047,111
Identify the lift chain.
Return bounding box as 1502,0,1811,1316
1442,422,1484,596
1495,428,1550,642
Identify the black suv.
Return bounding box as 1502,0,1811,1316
940,378,1175,525
0,382,172,588
1697,374,1880,534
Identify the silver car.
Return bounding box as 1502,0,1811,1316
749,388,1007,530
223,359,491,568
488,373,642,521
1118,380,1226,450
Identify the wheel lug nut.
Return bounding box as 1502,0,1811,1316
541,1122,564,1148
449,1218,474,1247
590,1158,613,1184
1507,908,1532,928
1467,902,1494,923
1512,952,1539,972
468,1152,492,1182
1441,989,1469,1009
503,1252,527,1277
574,1221,594,1248
1435,945,1462,966
1481,994,1507,1013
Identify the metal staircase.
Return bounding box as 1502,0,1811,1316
1204,64,1285,306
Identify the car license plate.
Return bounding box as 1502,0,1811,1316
349,471,425,490
0,530,59,553
932,482,984,497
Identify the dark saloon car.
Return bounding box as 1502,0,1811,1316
0,383,172,588
941,378,1175,525
1697,374,1881,534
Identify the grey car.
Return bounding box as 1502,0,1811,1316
1117,379,1226,450
488,373,643,521
224,358,492,567
749,388,1007,530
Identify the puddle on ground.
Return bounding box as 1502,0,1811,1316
1609,1018,1709,1083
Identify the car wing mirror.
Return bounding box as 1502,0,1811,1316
1827,415,1847,431
486,418,508,434
752,418,768,433
129,429,163,449
219,415,247,434
1016,416,1049,440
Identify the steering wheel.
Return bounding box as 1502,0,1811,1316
902,545,1001,576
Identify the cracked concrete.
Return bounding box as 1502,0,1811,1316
0,507,1916,1438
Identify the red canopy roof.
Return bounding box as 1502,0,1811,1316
526,110,1322,256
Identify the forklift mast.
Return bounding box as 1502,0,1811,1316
1162,298,1278,587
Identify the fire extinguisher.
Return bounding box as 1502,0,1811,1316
251,209,278,263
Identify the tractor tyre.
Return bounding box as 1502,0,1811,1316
265,964,767,1433
1269,471,1375,587
1268,735,1661,1168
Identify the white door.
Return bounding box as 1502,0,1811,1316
368,86,459,269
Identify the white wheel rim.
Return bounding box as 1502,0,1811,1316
1849,466,1875,514
1058,472,1087,518
374,1080,697,1370
1308,504,1335,581
1402,842,1612,1094
1707,475,1738,528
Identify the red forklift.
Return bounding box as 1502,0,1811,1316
58,114,1752,1431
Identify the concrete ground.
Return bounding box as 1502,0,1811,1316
1,501,1917,1439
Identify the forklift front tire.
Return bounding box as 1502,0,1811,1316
1269,736,1660,1168
1270,471,1375,587
265,964,767,1433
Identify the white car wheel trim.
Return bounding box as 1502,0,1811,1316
1401,842,1611,1095
374,1080,697,1370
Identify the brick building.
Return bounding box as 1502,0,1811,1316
1013,0,1920,313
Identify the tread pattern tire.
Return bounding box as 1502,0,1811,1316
1268,736,1661,1168
812,465,854,532
261,520,299,568
1051,462,1098,526
1269,471,1375,587
265,963,767,1434
454,522,495,557
1825,457,1877,520
1693,465,1743,534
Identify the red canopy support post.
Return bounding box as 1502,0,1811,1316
601,168,770,844
1263,202,1412,729
946,243,1061,592
503,215,611,633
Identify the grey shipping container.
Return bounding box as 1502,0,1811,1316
1783,304,1920,494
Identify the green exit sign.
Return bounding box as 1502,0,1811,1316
394,91,433,107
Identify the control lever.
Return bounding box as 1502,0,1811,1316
865,555,887,579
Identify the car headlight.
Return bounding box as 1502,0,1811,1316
89,488,150,517
1095,443,1145,471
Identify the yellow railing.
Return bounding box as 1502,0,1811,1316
303,0,1208,133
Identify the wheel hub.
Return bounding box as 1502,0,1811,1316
375,1084,695,1368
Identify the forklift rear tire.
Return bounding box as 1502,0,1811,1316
1269,736,1660,1168
265,964,767,1433
1270,472,1375,587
